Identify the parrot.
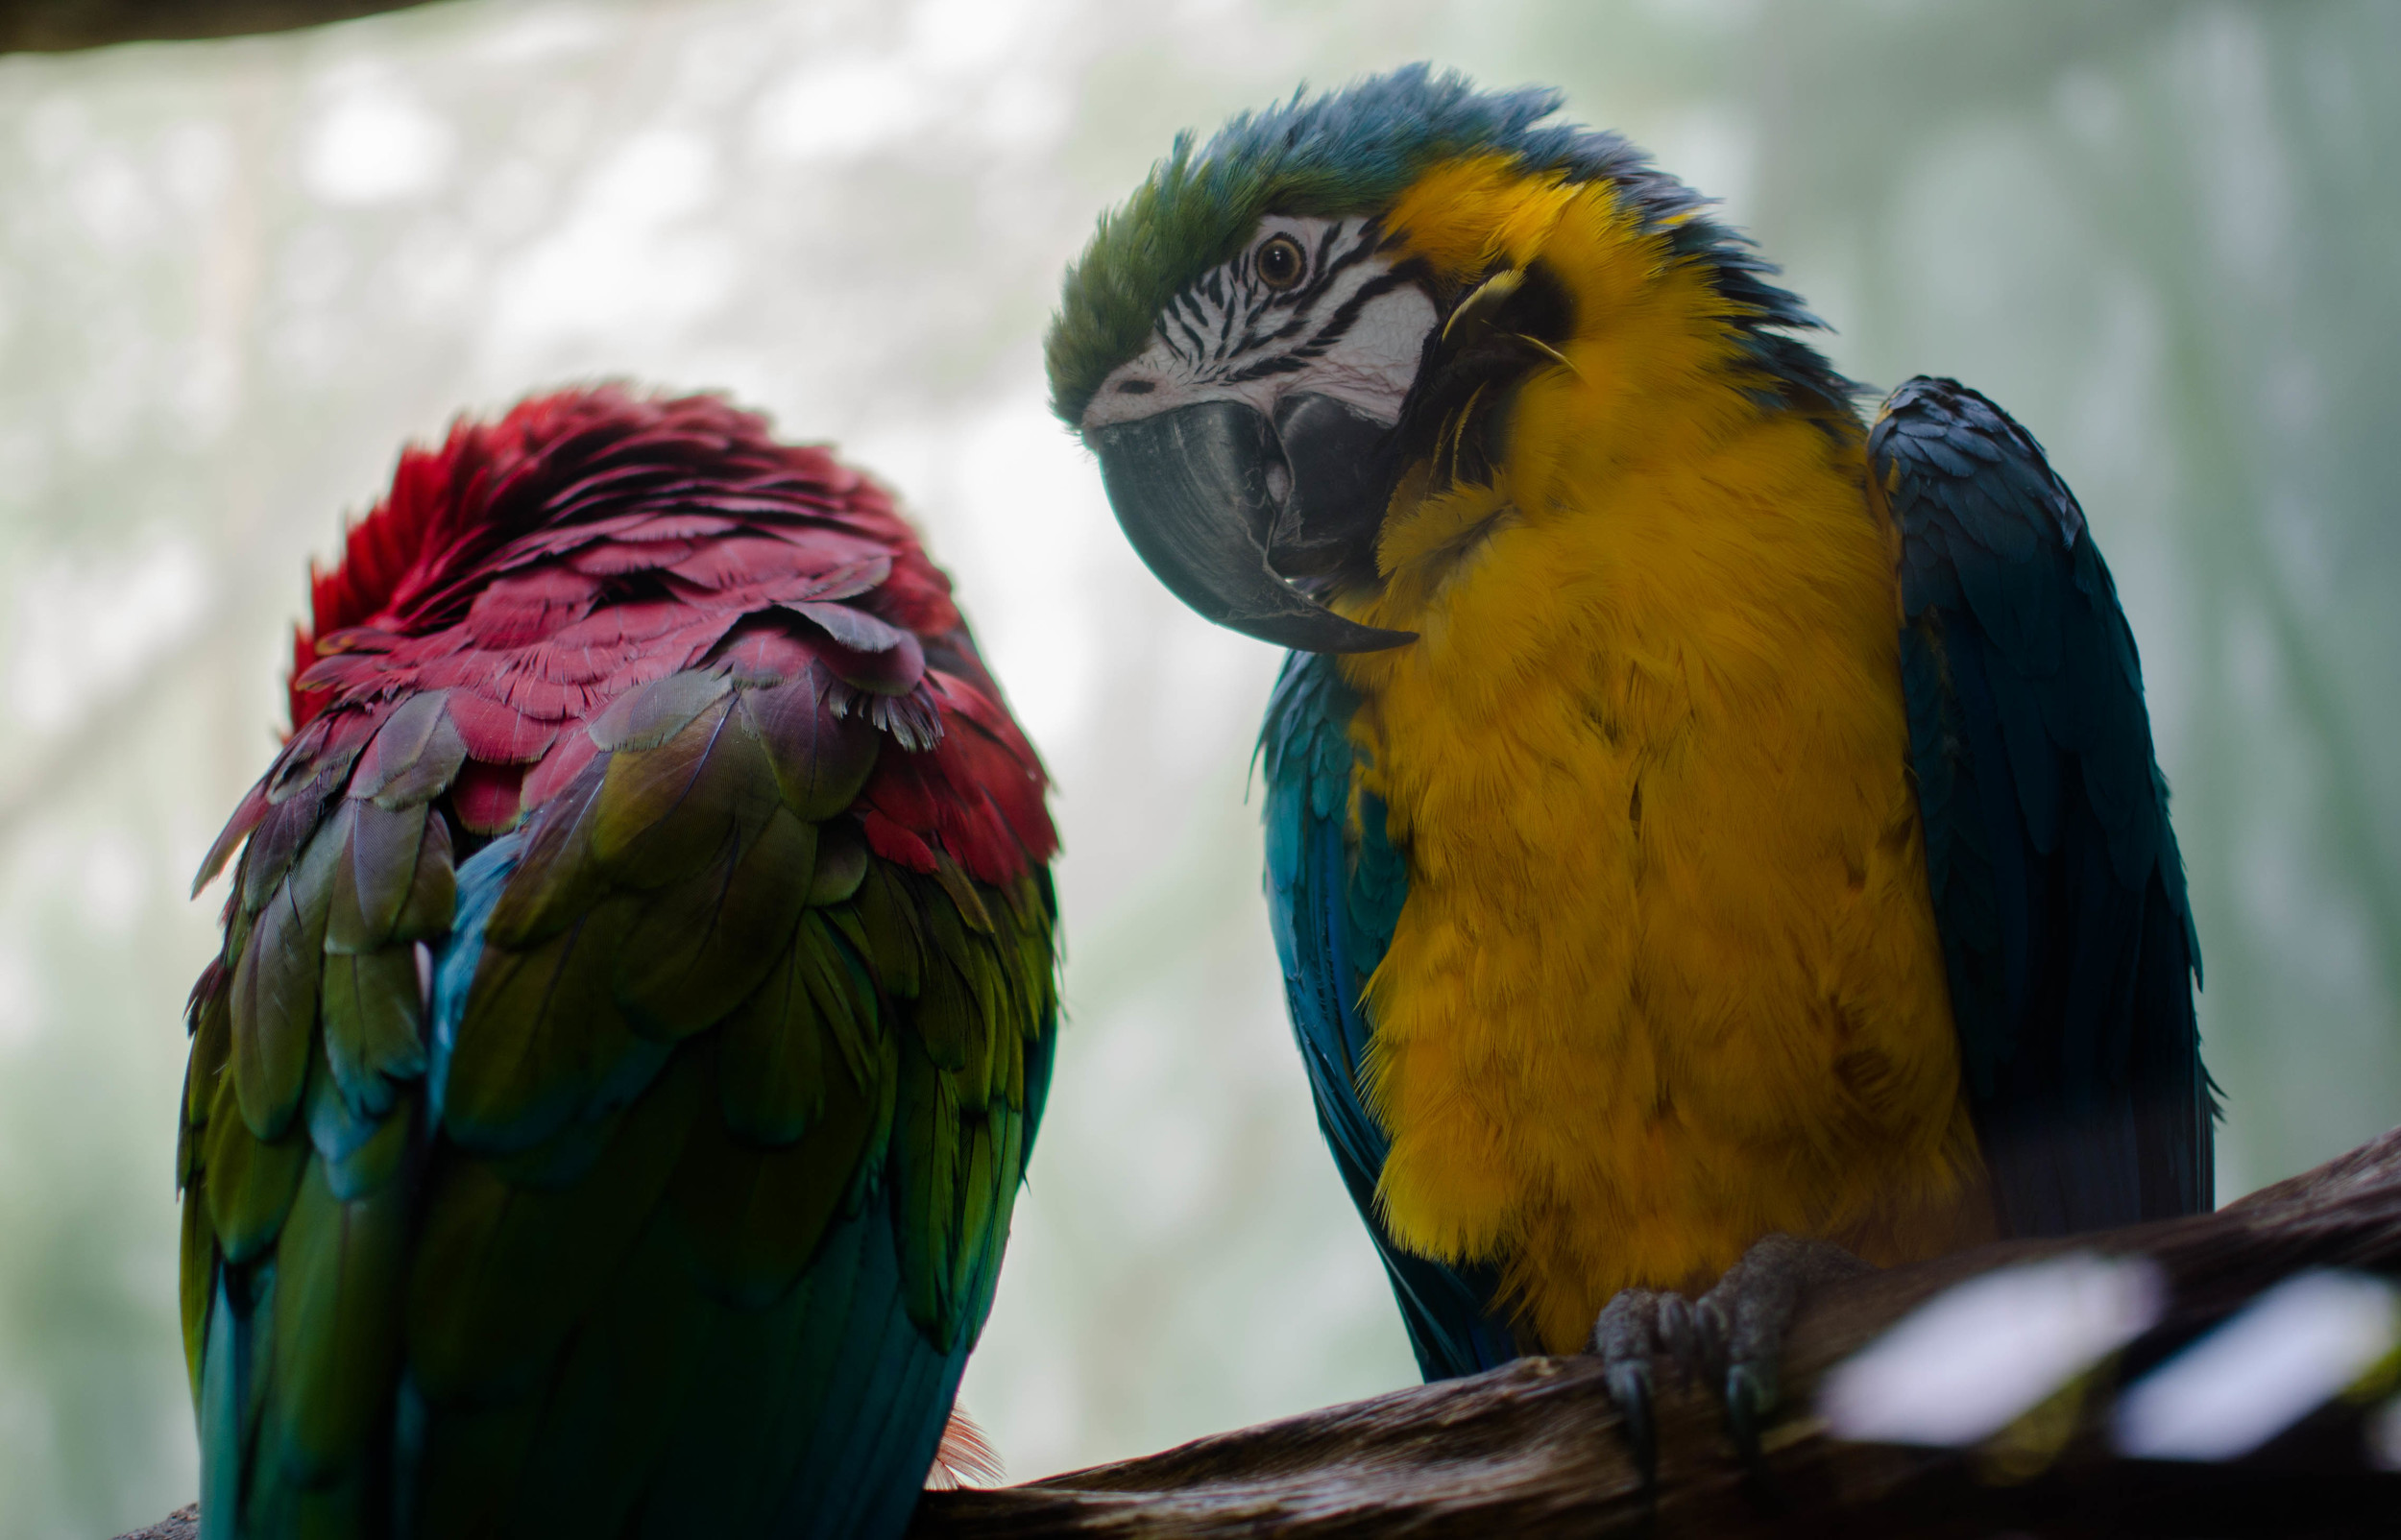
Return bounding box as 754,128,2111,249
1045,65,2211,1471
177,385,1059,1539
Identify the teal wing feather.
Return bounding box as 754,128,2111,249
1259,654,1516,1380
185,701,445,1540
183,666,1057,1540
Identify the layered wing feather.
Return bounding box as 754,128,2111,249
1260,654,1516,1382
1879,376,2211,1236
180,389,1057,1540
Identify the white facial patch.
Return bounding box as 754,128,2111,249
1080,216,1438,433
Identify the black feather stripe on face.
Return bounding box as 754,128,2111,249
1148,222,1392,390
1226,267,1422,386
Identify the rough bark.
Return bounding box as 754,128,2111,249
0,0,438,51
914,1127,2401,1538
115,1505,197,1540
124,1127,2401,1539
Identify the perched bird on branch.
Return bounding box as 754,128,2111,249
180,387,1057,1538
1047,65,2210,1472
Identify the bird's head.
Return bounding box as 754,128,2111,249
1046,65,1855,654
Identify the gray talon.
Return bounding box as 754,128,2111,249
1593,1287,1670,1486
1724,1360,1777,1462
1591,1235,1870,1486
1604,1359,1658,1485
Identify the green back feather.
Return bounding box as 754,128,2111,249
183,666,1059,1539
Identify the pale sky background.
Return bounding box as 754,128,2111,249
1,2,2395,1535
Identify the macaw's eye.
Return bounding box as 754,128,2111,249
1256,234,1305,291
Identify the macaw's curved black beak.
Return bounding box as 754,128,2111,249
1092,397,1415,654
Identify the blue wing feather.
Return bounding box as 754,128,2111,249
1260,654,1517,1381
1881,376,2213,1236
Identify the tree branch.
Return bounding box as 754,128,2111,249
0,0,440,51
122,1128,2401,1539
914,1128,2401,1538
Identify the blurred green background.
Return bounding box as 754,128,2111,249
0,0,2394,1532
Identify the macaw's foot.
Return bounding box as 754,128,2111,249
1591,1234,1874,1485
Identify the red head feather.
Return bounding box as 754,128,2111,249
205,385,1053,894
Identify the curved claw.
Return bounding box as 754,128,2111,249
1723,1360,1777,1461
1724,1360,1784,1509
1603,1359,1658,1489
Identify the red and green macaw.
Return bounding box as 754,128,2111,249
1048,67,2210,1469
180,386,1057,1538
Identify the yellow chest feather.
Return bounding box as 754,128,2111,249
1337,164,1987,1353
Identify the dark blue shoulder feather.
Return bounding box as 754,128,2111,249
1259,654,1516,1381
1880,376,2214,1234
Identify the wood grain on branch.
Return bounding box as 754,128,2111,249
124,1127,2401,1539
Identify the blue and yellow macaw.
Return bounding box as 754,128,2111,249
1046,67,2210,1462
